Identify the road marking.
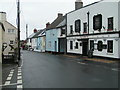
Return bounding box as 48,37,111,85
17,80,22,84
8,73,13,77
17,85,23,88
18,70,22,73
1,83,22,87
17,76,22,80
11,69,14,72
6,77,12,81
77,62,87,65
112,68,119,71
4,81,10,85
18,73,22,76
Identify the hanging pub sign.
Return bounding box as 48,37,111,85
93,14,102,31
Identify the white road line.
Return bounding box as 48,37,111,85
18,71,22,73
4,81,10,85
11,70,14,72
18,73,22,76
6,77,12,81
17,85,23,88
8,73,13,77
112,68,119,71
17,80,22,84
10,72,14,74
1,83,21,87
17,76,22,80
77,62,87,65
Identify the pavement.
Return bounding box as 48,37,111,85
63,54,120,63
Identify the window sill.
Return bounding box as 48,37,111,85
107,29,113,31
107,53,114,55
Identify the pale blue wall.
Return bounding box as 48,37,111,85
46,29,58,52
36,37,41,50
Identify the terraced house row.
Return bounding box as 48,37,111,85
27,0,120,59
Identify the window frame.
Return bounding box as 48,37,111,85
83,22,87,33
10,40,14,44
97,41,103,51
93,14,102,31
90,40,94,51
107,40,113,53
70,25,73,34
75,19,81,33
75,42,78,49
108,17,113,31
70,41,73,50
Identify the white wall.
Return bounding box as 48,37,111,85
3,22,17,55
67,37,82,54
66,0,120,59
32,38,37,50
67,1,119,35
0,26,2,63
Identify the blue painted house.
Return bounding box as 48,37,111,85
37,29,46,52
46,13,64,53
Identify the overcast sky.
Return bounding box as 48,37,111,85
0,0,99,40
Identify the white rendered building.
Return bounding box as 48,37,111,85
66,0,120,59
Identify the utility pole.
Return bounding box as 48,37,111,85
26,24,28,39
17,0,20,61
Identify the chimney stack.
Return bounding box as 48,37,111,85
0,12,7,22
33,28,37,33
75,0,83,10
46,22,50,28
58,13,63,18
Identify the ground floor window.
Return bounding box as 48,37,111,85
70,41,73,50
107,40,113,53
10,40,14,44
97,41,103,51
90,40,94,51
75,42,78,49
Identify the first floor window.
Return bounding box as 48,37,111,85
75,19,81,33
61,28,65,35
70,41,73,50
97,41,103,51
107,40,113,53
108,17,113,30
93,14,102,30
83,22,87,33
70,25,73,34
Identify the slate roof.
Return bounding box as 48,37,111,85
32,29,44,38
38,28,46,37
56,16,66,28
46,14,64,30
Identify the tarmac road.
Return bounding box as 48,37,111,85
21,50,119,88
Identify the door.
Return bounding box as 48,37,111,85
82,39,88,56
55,41,57,52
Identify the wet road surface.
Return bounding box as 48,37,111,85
22,50,118,88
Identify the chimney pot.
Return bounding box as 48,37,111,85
34,29,37,33
58,13,63,17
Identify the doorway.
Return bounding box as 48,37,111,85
82,39,88,56
55,41,57,52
